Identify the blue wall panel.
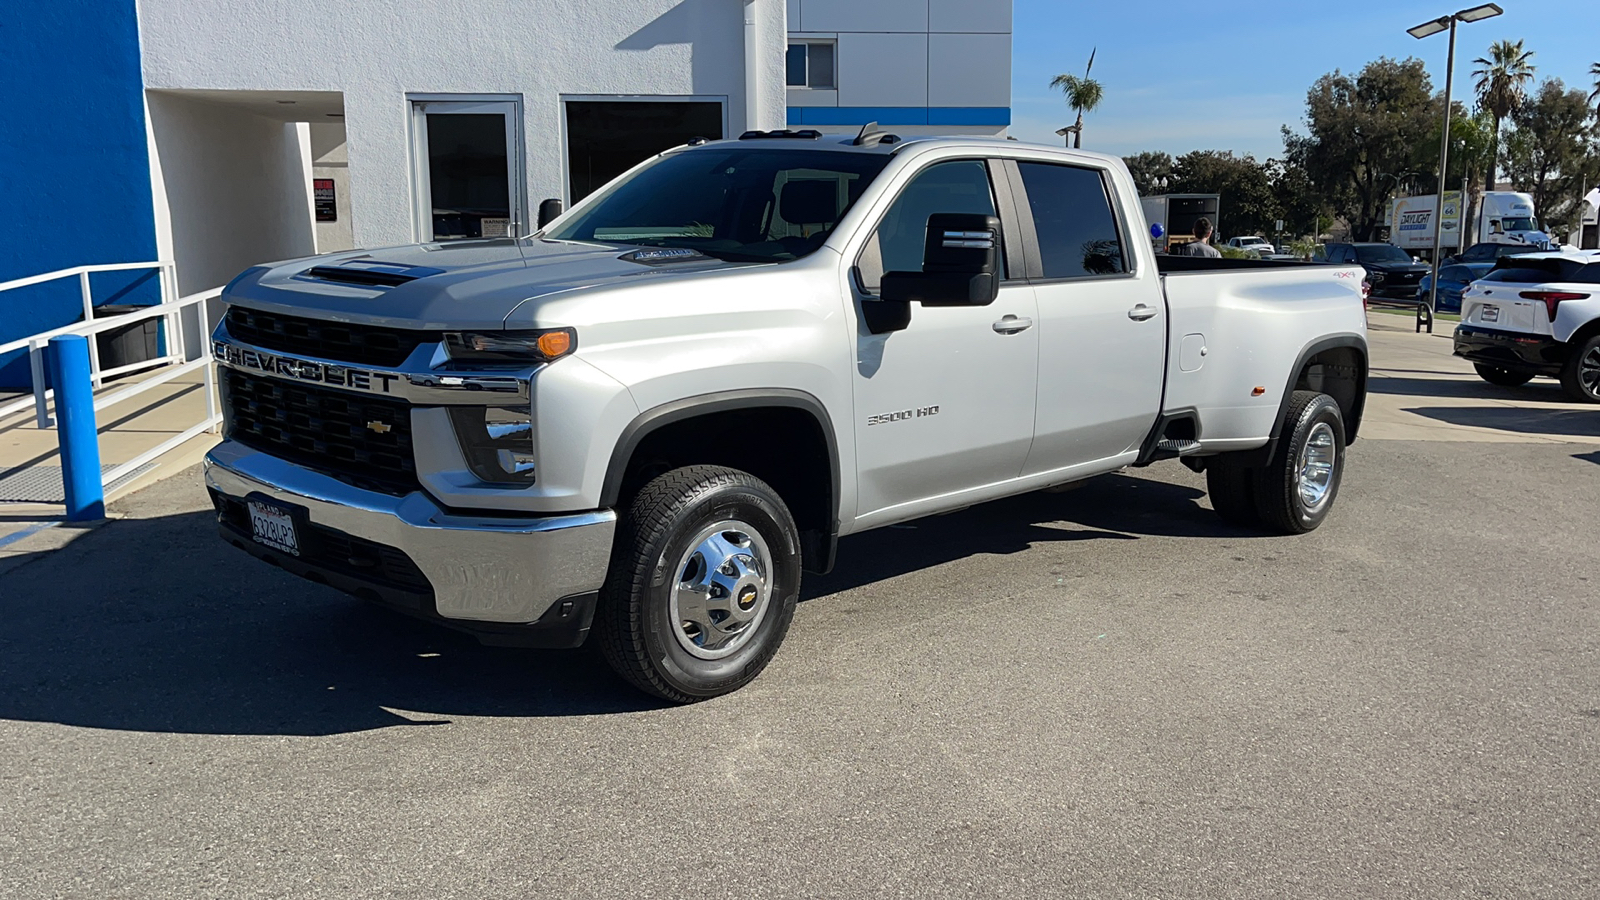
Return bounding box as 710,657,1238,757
0,0,157,387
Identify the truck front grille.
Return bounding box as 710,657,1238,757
226,307,440,367
221,368,420,496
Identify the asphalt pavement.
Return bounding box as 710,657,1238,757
2,326,1598,899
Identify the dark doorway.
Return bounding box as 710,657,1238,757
565,101,724,203
421,111,513,240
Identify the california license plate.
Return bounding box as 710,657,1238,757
1481,305,1499,323
248,498,300,556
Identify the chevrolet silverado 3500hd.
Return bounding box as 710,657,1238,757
205,130,1369,702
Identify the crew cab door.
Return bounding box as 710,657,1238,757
1005,159,1165,473
848,158,1039,522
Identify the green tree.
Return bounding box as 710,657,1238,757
1283,57,1440,240
1271,151,1329,241
1168,150,1281,239
1122,151,1174,195
1471,39,1537,191
1499,79,1600,236
1051,49,1103,149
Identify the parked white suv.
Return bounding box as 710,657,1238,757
1453,251,1600,401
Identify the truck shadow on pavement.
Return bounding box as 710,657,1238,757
0,509,663,735
805,472,1230,599
0,473,1226,737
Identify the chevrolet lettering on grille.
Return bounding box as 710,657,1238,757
213,340,401,394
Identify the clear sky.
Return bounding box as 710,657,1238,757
1009,0,1600,162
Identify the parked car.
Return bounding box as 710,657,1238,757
1323,242,1430,302
1226,235,1274,255
1444,242,1544,267
1416,262,1494,314
204,132,1370,701
1454,251,1600,400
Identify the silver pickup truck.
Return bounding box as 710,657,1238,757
205,131,1369,702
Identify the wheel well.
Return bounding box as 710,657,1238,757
611,405,837,573
1294,346,1366,440
1564,317,1600,353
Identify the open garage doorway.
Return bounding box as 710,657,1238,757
563,99,725,204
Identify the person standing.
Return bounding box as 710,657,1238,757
1176,217,1221,257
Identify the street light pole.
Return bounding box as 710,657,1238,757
1427,17,1457,334
1408,3,1502,334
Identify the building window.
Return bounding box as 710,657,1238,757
786,41,836,89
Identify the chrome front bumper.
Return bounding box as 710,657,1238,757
203,440,617,626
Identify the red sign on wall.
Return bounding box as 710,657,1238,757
313,178,336,222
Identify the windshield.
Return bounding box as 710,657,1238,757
1501,216,1540,232
545,147,890,262
1355,244,1412,263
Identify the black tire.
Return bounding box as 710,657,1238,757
1474,363,1534,387
596,465,801,703
1205,457,1261,528
1558,334,1600,403
1251,391,1346,535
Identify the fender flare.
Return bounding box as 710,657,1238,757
1268,333,1369,447
599,388,842,571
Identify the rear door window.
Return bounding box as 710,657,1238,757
1014,162,1126,278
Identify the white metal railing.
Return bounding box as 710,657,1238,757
1,262,224,494
1,261,185,424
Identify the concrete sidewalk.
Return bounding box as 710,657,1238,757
1360,314,1600,443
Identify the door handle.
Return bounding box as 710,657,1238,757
1128,304,1158,321
992,315,1033,334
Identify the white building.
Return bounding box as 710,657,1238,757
1,0,1012,387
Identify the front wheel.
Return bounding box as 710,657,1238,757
1252,391,1346,535
1474,363,1534,387
596,466,801,703
1559,334,1600,403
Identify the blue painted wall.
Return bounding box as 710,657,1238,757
0,0,158,388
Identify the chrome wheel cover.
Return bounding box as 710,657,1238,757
1580,346,1600,398
1296,421,1338,512
668,520,772,660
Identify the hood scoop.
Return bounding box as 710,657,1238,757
300,260,446,288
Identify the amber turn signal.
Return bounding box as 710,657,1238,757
1251,386,1266,396
536,330,573,358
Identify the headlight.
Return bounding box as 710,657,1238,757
443,328,575,363
1367,271,1386,284
449,406,537,484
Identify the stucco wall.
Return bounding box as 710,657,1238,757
137,0,787,250
146,93,317,298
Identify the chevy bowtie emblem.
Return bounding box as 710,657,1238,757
366,420,392,434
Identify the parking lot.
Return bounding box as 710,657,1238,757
3,319,1598,899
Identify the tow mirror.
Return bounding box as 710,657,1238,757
537,198,563,228
880,213,1002,307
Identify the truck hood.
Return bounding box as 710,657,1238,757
221,238,751,330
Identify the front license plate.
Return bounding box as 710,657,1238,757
248,499,300,556
1481,305,1499,323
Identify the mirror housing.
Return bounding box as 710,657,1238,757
537,198,563,228
880,213,1002,307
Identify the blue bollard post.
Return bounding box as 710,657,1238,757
48,335,105,521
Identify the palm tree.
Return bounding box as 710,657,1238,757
1051,49,1103,150
1471,39,1536,191
1589,61,1600,118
